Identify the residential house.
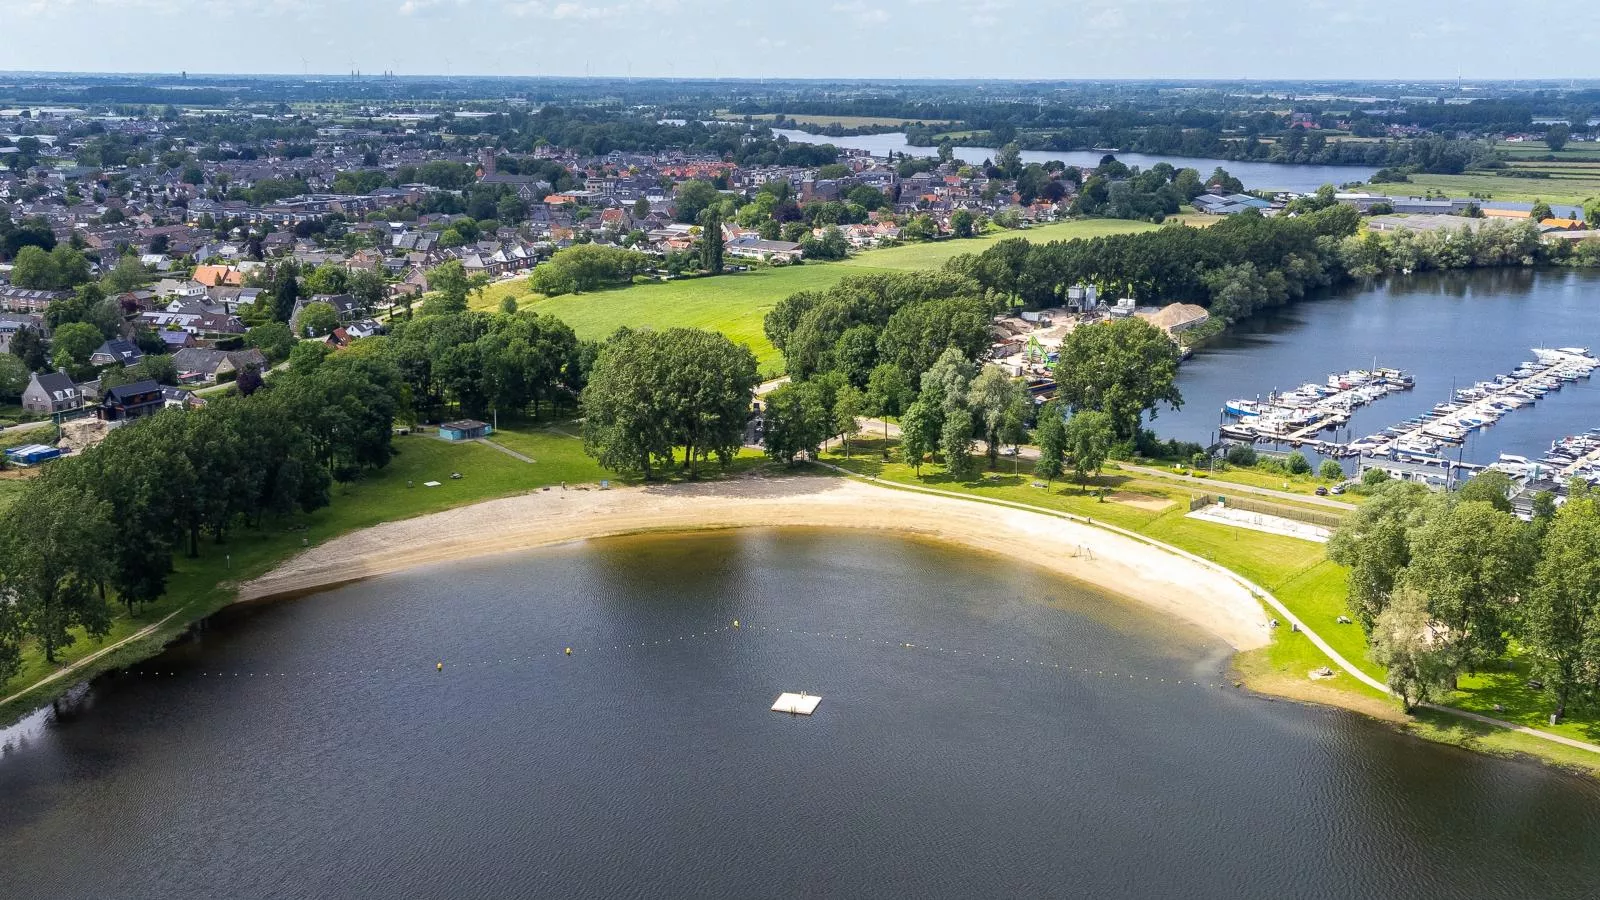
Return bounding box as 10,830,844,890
21,370,83,415
170,347,269,384
724,236,804,263
89,338,145,368
99,379,165,421
0,286,68,314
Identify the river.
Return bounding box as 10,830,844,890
773,128,1377,193
5,530,1600,899
1160,267,1600,468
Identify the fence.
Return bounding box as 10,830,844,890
1187,494,1347,530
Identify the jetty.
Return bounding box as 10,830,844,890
1218,366,1413,453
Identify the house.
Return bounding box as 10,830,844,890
190,264,244,287
724,236,805,263
170,347,268,384
159,329,198,351
89,338,145,368
0,313,41,355
99,380,165,421
21,370,84,415
439,419,493,441
0,286,68,314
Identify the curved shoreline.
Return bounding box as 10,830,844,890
238,475,1272,652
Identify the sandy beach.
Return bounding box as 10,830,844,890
239,474,1271,650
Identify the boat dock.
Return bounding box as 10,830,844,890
1219,349,1600,485
1218,366,1413,450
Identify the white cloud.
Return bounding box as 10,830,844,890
831,1,888,25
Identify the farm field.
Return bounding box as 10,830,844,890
1363,165,1600,206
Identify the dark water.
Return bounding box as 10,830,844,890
5,530,1600,899
1161,267,1600,467
773,128,1376,192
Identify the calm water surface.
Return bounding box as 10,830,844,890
1162,267,1600,466
5,530,1600,899
774,128,1376,192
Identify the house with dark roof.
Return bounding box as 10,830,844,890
170,347,268,384
21,370,83,415
89,338,145,368
99,380,164,421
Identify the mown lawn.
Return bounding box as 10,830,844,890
469,219,1164,376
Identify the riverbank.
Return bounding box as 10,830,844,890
238,473,1270,652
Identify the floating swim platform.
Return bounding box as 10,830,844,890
771,692,821,715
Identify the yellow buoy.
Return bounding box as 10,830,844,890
733,619,740,628
565,647,572,655
436,662,443,672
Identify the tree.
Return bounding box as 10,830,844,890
423,259,484,315
674,179,721,224
1034,402,1067,486
1529,199,1554,222
1369,586,1456,713
1226,444,1258,467
762,381,827,465
237,363,265,397
104,255,148,293
51,321,104,373
1402,499,1532,673
269,262,301,324
247,322,296,363
832,384,864,457
699,205,724,274
967,366,1026,468
1055,318,1182,440
9,326,48,372
0,473,114,664
1458,469,1514,512
951,209,975,239
899,399,937,475
9,244,54,289
940,410,977,481
1319,459,1344,481
1064,409,1114,488
1523,494,1600,721
1327,480,1432,630
864,362,912,441
633,197,651,220
0,353,28,400
297,301,339,338
1286,451,1312,475
581,328,757,478
1545,124,1571,152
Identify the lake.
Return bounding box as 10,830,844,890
773,128,1377,193
1161,267,1600,468
5,530,1600,899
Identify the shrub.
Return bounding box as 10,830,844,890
1362,466,1391,486
1286,452,1312,475
1319,459,1344,480
1225,444,1257,467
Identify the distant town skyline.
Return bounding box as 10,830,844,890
3,0,1598,81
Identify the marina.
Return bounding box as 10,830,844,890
1218,348,1600,491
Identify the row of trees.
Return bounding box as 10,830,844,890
528,244,651,297
0,351,398,683
1329,474,1600,720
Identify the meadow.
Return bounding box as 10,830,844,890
473,219,1163,374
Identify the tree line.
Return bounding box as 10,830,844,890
1330,473,1600,722
0,350,397,683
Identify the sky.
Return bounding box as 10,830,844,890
3,0,1599,81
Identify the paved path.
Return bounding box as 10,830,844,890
478,439,534,463
813,460,1600,758
0,607,188,708
1115,464,1357,510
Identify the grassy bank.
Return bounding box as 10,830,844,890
0,424,762,722
469,219,1162,375
822,436,1600,773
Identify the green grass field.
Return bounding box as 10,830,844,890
473,219,1162,375
1365,167,1600,206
